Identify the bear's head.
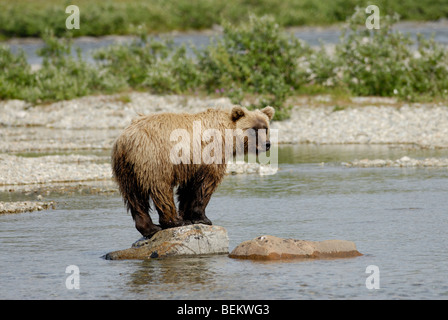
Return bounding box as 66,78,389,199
230,106,275,155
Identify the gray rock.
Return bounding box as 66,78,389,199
343,156,448,168
0,201,55,214
229,235,362,260
104,224,229,260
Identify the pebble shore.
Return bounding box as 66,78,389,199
0,154,111,186
1,92,448,209
2,93,448,152
271,96,448,148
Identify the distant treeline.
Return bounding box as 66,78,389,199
0,0,448,39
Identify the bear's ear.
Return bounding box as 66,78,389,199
261,106,275,120
231,106,246,122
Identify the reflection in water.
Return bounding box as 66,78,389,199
126,256,220,296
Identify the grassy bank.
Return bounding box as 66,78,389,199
1,0,448,39
1,10,448,120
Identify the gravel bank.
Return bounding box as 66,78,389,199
0,154,111,186
1,93,448,153
271,99,448,148
0,93,231,153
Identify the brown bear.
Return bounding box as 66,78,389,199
111,106,275,239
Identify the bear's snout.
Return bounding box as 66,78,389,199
256,140,270,153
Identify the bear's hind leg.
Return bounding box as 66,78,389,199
126,191,161,239
131,207,161,239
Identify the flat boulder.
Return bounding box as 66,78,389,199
104,224,229,260
229,235,362,260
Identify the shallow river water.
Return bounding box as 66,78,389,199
1,145,448,299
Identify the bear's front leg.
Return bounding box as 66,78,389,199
151,185,192,229
189,207,212,225
177,179,217,225
158,213,192,229
177,182,207,225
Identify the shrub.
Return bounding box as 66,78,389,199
306,43,339,87
334,8,448,100
0,46,36,100
404,34,448,100
335,9,414,97
143,45,203,94
93,29,201,93
198,14,311,120
0,31,125,103
32,31,125,102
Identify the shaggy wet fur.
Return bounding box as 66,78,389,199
112,106,274,239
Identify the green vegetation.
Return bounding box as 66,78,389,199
0,46,34,100
93,31,201,94
1,30,124,101
1,11,448,120
333,10,448,100
197,15,311,120
0,0,448,39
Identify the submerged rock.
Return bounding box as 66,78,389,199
229,235,362,260
104,224,229,260
342,156,448,168
226,161,278,175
